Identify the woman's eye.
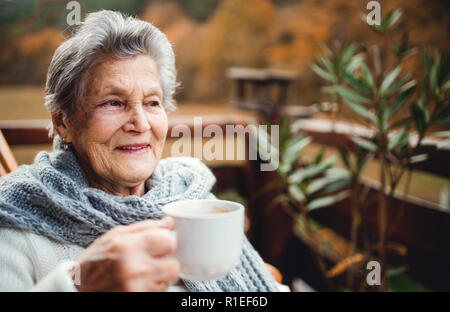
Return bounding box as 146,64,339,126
108,100,122,107
146,101,160,107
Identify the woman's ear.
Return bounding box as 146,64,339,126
51,112,72,143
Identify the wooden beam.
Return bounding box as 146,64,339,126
292,118,450,179
0,118,256,145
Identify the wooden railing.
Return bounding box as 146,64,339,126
0,117,256,145
1,116,450,290
292,118,450,179
241,118,450,291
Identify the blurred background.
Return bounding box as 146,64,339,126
0,0,449,292
1,0,449,106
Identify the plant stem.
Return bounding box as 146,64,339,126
378,153,388,291
388,168,412,237
347,178,360,291
298,200,330,288
359,184,371,291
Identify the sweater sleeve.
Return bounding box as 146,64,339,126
30,260,78,292
0,227,35,291
0,227,78,292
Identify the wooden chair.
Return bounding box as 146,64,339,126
0,130,18,177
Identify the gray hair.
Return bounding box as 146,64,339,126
45,10,178,135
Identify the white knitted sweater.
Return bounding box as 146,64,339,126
0,147,287,292
0,226,192,292
0,227,82,291
0,227,289,292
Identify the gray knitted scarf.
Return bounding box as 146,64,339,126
0,137,278,292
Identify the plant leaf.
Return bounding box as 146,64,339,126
410,102,427,135
350,136,378,152
380,65,402,97
338,147,351,170
356,152,371,175
387,266,430,292
338,43,357,71
429,49,441,99
320,56,335,74
326,167,350,179
345,97,376,122
312,63,335,83
281,136,312,172
431,105,450,124
334,85,371,105
342,71,372,94
322,176,351,194
384,9,403,31
346,53,364,73
288,185,305,203
361,62,375,89
306,168,349,195
385,73,412,96
313,149,325,165
443,79,450,91
307,190,350,211
288,155,337,184
306,177,337,195
386,86,416,120
388,127,407,151
424,46,432,75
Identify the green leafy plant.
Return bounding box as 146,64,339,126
255,7,447,292
257,118,353,285
312,8,449,291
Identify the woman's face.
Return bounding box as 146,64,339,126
60,54,168,194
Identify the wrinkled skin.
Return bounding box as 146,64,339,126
73,218,179,292
53,55,179,291
54,54,168,197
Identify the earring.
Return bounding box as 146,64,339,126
62,138,70,151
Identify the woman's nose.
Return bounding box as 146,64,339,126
123,106,151,133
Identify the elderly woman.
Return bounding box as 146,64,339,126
0,10,279,292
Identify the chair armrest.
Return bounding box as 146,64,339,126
264,263,282,283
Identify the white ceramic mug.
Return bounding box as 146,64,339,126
162,199,244,281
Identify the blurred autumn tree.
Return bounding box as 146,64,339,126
178,0,219,22
193,0,275,100
0,0,448,112
0,0,149,84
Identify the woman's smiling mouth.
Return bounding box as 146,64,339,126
116,143,151,154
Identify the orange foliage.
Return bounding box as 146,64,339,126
17,28,65,68
194,0,275,99
140,1,197,43
267,2,338,71
2,0,448,106
139,1,203,102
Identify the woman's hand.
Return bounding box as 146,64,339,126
72,217,180,292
